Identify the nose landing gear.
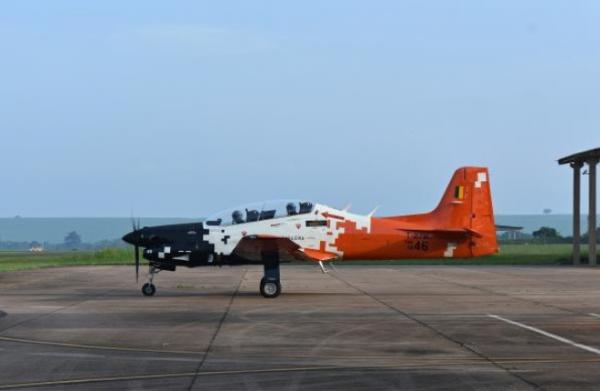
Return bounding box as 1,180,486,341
142,282,156,296
142,265,159,297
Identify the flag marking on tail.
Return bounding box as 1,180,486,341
454,186,465,200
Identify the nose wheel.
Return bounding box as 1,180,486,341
142,282,156,296
141,265,159,297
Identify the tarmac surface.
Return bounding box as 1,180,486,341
1,264,600,390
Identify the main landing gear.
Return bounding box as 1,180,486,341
142,265,159,297
260,259,281,298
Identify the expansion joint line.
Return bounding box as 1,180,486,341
329,272,544,391
186,269,246,391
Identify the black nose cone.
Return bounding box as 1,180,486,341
122,231,136,244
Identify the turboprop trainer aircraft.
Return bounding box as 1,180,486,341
123,167,497,298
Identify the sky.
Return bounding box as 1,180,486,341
1,1,599,217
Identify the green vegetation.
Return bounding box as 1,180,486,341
532,226,561,240
499,225,600,245
0,248,133,272
0,244,584,273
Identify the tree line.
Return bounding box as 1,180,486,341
0,230,127,251
500,226,600,244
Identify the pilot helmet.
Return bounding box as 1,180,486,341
232,210,243,223
286,202,297,215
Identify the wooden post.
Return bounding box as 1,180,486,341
589,159,598,266
572,162,582,265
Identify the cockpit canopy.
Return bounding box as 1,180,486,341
205,200,314,226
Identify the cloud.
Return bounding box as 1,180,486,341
117,24,277,55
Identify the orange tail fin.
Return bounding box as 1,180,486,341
432,167,498,256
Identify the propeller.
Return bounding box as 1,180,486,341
131,218,141,283
135,242,140,283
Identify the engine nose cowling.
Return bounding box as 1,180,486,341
122,231,137,245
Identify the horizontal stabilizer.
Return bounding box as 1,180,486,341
396,226,483,238
495,224,523,231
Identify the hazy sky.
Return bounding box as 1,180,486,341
1,1,599,217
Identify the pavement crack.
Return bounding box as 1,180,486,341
330,272,545,391
186,269,246,391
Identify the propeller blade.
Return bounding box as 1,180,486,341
135,245,140,283
129,215,142,283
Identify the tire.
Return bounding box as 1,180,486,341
142,283,156,297
260,278,281,298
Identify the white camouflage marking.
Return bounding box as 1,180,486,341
475,172,487,188
205,203,371,259
443,242,457,258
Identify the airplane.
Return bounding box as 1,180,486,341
122,166,497,298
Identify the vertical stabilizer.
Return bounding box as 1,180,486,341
432,167,497,256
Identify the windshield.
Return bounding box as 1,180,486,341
204,199,314,226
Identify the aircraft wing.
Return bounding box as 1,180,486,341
232,235,338,262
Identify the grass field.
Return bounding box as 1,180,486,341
0,244,587,273
0,248,133,272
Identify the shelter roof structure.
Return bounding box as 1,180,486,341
558,147,600,165
558,147,599,265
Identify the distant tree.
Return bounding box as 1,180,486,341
532,226,562,244
581,227,600,244
64,231,82,249
532,226,560,239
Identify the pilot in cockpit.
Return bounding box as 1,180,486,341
286,202,297,216
232,210,244,224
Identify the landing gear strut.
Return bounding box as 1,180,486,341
260,254,281,298
142,265,159,297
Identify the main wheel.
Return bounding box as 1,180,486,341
260,278,281,298
142,282,156,297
